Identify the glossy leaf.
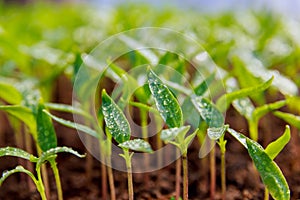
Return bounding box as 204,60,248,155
227,128,248,149
265,125,291,160
36,104,57,152
207,125,227,140
0,166,37,187
118,139,153,153
246,139,290,200
0,105,36,135
148,69,183,128
0,147,38,162
0,82,22,104
192,96,224,128
43,110,99,138
37,146,85,168
216,77,273,112
273,111,300,130
161,126,190,143
102,90,130,143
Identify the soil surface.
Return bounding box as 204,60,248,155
0,77,300,200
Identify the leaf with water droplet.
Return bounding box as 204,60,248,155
36,103,57,152
0,166,37,187
192,96,224,129
194,72,216,96
37,146,86,168
119,139,153,153
147,69,183,128
0,147,38,162
161,126,190,143
102,90,130,144
207,125,227,140
246,138,290,200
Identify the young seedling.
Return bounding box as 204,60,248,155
0,84,60,199
192,96,227,200
0,146,85,200
148,69,197,200
102,89,153,200
227,126,291,200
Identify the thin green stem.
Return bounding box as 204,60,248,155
36,147,50,199
107,158,116,200
36,166,47,200
264,188,269,200
100,151,108,200
175,149,181,200
210,147,216,200
49,157,63,200
155,114,163,167
140,109,150,186
182,153,188,200
122,149,134,200
98,118,108,200
218,135,227,200
24,126,35,191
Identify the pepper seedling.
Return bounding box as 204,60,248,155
0,146,85,200
148,69,197,200
101,89,153,200
227,126,291,200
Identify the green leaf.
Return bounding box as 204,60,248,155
227,128,248,149
249,100,286,141
147,69,183,128
184,128,199,149
246,139,290,200
129,101,160,115
207,125,227,140
0,166,37,187
118,139,153,153
265,125,291,160
43,110,99,138
0,105,36,136
36,104,57,152
194,72,216,96
192,96,224,128
253,100,286,122
232,97,255,120
102,89,131,143
216,77,273,112
273,111,300,130
0,82,22,104
0,147,38,162
44,103,91,118
161,126,190,143
37,146,85,168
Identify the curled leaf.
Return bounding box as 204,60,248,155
265,125,291,160
0,147,38,162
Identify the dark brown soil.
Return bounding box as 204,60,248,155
0,77,300,199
